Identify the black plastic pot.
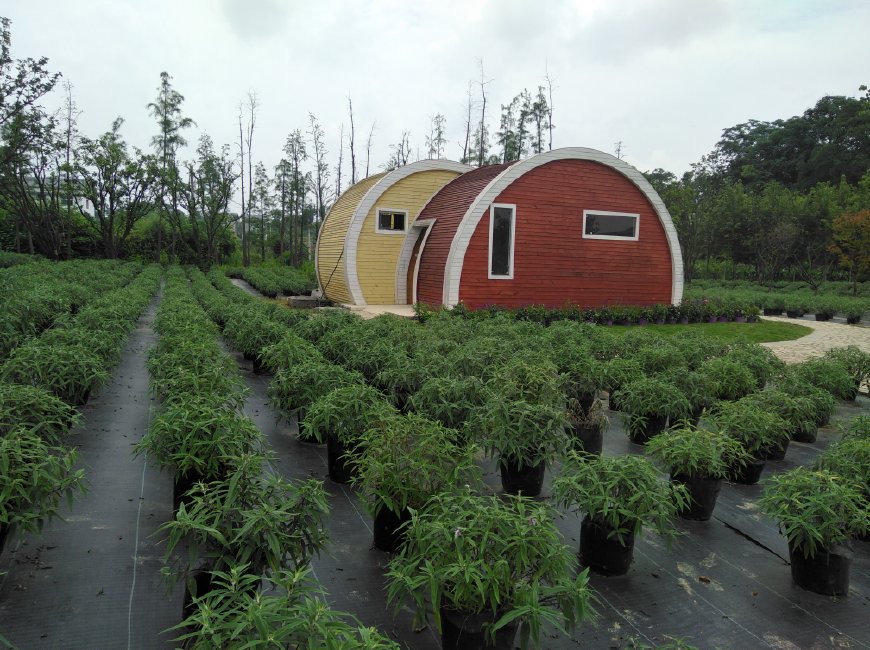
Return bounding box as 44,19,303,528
499,457,545,497
326,432,356,484
763,308,782,316
0,522,9,556
762,438,790,461
728,457,766,485
629,414,668,445
568,421,603,456
373,504,412,553
440,607,518,650
671,473,721,521
252,356,266,374
579,515,635,576
788,541,853,596
785,310,805,318
791,426,818,444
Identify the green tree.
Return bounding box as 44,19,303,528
75,117,156,258
828,209,870,294
180,134,237,265
147,71,195,262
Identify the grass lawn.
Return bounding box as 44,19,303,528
607,318,813,343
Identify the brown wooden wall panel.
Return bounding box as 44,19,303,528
457,159,673,309
416,164,512,305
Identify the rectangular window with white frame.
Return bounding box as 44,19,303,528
489,203,515,279
376,208,408,234
582,210,639,241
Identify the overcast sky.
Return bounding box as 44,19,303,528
5,0,869,211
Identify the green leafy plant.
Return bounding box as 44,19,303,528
258,332,324,373
171,566,400,649
0,382,80,443
645,423,749,478
792,358,858,400
471,397,568,469
613,377,690,436
267,360,364,420
759,468,869,559
711,400,789,456
386,489,595,649
0,426,87,540
552,453,688,545
823,346,870,394
816,436,870,504
1,342,109,405
353,413,480,518
301,383,396,445
773,373,837,427
740,389,816,441
407,375,485,431
160,456,329,587
840,414,870,441
698,356,758,401
136,395,263,481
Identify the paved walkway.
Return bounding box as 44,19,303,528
760,316,870,363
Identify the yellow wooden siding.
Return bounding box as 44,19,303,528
317,173,385,304
357,170,460,303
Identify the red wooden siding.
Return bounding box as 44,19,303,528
416,163,512,306
458,159,673,309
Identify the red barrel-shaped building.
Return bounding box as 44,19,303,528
412,147,684,309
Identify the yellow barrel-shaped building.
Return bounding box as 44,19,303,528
315,159,470,306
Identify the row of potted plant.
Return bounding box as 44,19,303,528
1,263,161,556
138,268,343,645
416,298,763,326
222,264,316,298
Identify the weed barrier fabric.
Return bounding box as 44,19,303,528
0,295,183,649
232,348,868,649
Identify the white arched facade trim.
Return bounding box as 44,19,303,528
442,147,685,307
343,159,471,306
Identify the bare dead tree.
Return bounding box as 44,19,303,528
347,97,356,184
614,141,625,159
237,104,248,266
461,82,473,163
308,113,330,229
545,67,555,151
335,122,344,197
365,121,375,177
477,60,493,166
61,80,81,259
243,92,258,265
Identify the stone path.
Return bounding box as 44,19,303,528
760,316,870,364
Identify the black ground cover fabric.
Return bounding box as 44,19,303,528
0,295,181,649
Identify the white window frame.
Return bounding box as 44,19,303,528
375,207,409,234
582,209,640,241
488,203,516,280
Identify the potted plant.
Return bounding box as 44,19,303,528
0,383,80,444
566,396,609,456
552,453,688,575
1,341,109,405
160,456,330,616
724,344,784,390
352,413,480,552
386,489,595,649
741,389,817,445
471,397,568,497
792,358,857,401
172,566,401,649
660,369,717,426
258,332,324,374
0,426,87,555
267,359,365,440
823,346,870,397
698,356,758,402
645,423,749,520
613,377,690,444
774,374,837,427
407,375,486,433
301,383,397,483
759,468,869,595
711,400,789,484
600,358,643,411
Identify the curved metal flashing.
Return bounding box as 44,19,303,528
442,147,684,307
343,159,471,306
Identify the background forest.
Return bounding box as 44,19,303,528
1,16,868,289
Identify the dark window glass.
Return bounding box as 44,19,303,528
584,213,637,238
378,210,405,231
491,206,513,276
